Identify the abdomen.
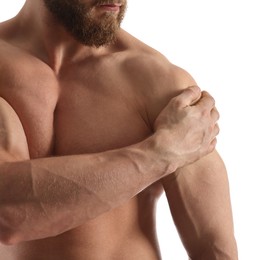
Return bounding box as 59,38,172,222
1,184,163,260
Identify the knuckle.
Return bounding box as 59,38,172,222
209,96,215,106
171,97,182,107
209,125,214,133
189,85,201,93
203,92,215,105
186,87,196,97
201,108,210,117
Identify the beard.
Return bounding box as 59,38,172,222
43,0,127,47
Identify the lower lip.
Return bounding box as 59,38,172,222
98,5,121,12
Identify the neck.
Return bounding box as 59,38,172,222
11,0,109,72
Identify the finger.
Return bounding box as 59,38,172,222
208,138,217,153
196,91,215,110
175,86,201,107
213,123,220,137
211,107,220,121
206,124,219,154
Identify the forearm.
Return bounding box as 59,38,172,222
0,136,169,245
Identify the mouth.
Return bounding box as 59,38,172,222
97,3,122,12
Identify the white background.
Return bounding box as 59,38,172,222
1,1,265,259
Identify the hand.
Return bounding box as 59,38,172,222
153,86,219,172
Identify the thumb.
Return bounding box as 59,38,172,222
177,86,201,107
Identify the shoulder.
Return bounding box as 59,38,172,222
119,30,198,124
118,30,197,93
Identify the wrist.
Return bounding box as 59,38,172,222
139,133,178,176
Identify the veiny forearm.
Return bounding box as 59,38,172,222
0,137,169,245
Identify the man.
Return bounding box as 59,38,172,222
0,0,237,259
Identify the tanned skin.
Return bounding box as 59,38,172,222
0,0,237,259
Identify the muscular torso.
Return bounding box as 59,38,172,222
0,30,165,259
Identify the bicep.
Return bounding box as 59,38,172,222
161,150,235,256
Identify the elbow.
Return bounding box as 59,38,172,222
188,237,238,260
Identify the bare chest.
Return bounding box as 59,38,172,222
0,63,152,158
0,61,58,158
54,71,152,155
